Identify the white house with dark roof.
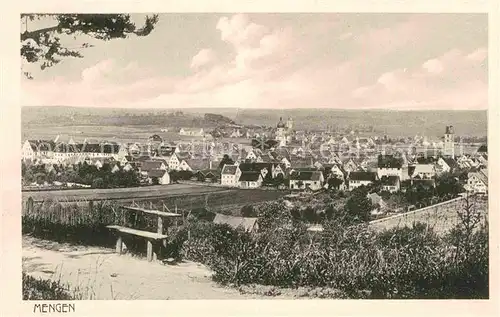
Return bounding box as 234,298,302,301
348,171,378,191
221,164,241,187
466,168,488,194
289,170,324,191
380,176,401,193
147,169,171,185
238,171,263,188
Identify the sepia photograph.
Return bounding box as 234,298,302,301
17,11,490,304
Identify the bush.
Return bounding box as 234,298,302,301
23,273,73,300
177,200,489,298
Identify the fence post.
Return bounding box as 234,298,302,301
26,197,34,215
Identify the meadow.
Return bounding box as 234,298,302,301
22,184,228,203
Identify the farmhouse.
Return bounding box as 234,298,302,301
147,169,171,185
436,157,458,174
380,175,401,193
289,170,324,191
377,155,403,179
140,160,167,176
220,164,241,187
238,172,263,188
348,171,377,191
466,168,488,194
410,164,436,179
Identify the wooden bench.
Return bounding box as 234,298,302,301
106,206,182,262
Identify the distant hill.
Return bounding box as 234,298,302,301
21,106,487,137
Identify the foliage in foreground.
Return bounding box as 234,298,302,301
23,273,73,300
178,201,488,299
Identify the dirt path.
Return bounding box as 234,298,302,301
22,236,291,300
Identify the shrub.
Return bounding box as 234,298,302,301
23,273,73,300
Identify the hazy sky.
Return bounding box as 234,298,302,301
21,13,488,110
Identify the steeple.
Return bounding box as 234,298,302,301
277,117,285,128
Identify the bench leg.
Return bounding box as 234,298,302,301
146,239,153,262
115,235,123,254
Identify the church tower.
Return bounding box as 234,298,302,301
443,125,455,159
286,117,293,131
276,117,287,147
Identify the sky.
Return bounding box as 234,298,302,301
21,13,488,110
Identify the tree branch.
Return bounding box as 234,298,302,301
21,25,60,41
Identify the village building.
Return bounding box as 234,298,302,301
139,160,167,176
179,128,205,137
380,175,401,193
436,156,458,175
348,171,378,191
213,213,259,233
443,125,455,159
147,169,171,185
376,154,404,179
238,171,263,188
367,192,388,215
220,164,241,187
410,164,436,180
466,168,488,194
289,170,324,191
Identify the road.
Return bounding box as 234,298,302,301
22,236,295,300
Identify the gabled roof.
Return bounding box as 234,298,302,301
213,213,258,232
290,170,323,181
221,164,239,175
413,164,435,175
367,193,385,206
477,144,487,153
380,175,400,186
469,168,488,184
141,160,165,172
349,171,377,181
441,157,458,169
185,158,211,171
148,169,167,178
27,140,56,151
238,171,262,182
377,154,403,169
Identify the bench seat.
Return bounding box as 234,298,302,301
106,225,168,262
106,225,168,240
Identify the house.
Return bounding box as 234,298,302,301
377,154,403,179
179,128,204,137
147,169,171,185
342,158,359,174
166,153,180,170
213,214,259,233
367,193,388,215
436,157,458,175
411,164,436,180
466,168,488,194
221,164,241,187
289,171,324,191
140,160,167,175
22,140,56,161
238,172,263,188
348,171,378,191
380,176,401,193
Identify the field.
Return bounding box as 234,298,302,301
22,184,289,214
145,189,289,214
22,184,228,203
22,107,487,141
